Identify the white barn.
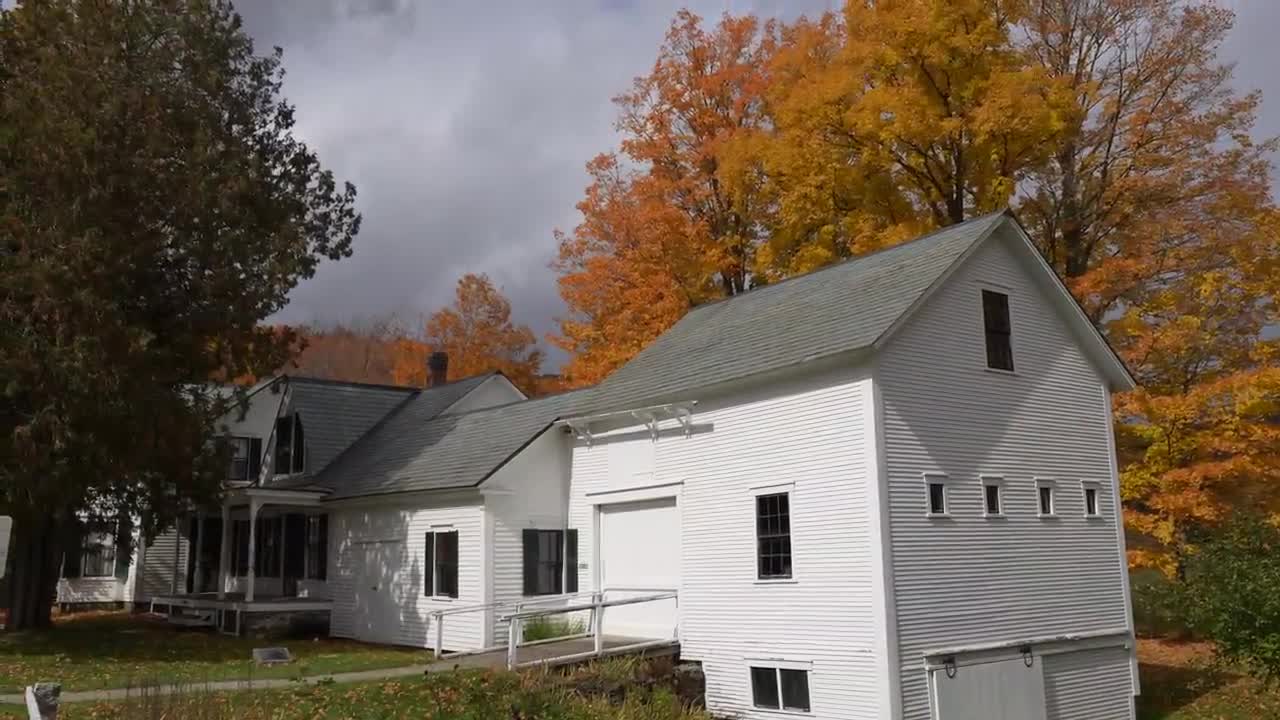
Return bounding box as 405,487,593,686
99,210,1137,719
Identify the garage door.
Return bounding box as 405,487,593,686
930,656,1048,720
599,498,680,639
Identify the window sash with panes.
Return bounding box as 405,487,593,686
523,529,579,596
750,666,811,712
80,526,118,577
424,530,459,598
982,289,1014,371
255,517,283,577
273,414,305,476
227,437,251,482
756,493,792,580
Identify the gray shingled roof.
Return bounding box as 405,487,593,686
573,211,1009,415
312,389,590,500
285,378,421,479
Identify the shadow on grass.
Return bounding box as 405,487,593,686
1136,660,1236,720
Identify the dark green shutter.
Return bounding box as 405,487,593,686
292,416,305,473
283,514,306,578
316,515,328,581
423,532,435,597
114,517,133,579
522,529,538,596
565,529,578,593
248,438,262,482
62,524,83,579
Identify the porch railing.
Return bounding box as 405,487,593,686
428,587,678,669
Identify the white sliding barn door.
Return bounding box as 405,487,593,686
598,498,680,639
930,657,1048,720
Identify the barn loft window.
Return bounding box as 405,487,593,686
982,289,1014,371
750,666,811,713
424,530,459,599
274,414,306,476
523,529,579,596
982,477,1004,517
756,493,792,580
1037,481,1055,517
1083,483,1100,517
925,474,949,517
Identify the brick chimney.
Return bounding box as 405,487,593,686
427,351,449,387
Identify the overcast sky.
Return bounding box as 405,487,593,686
239,0,1279,371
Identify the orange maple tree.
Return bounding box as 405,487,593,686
394,273,544,393
555,1,1279,571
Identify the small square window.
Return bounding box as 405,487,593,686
927,481,947,516
750,666,811,713
1084,485,1099,517
984,483,1002,516
1038,484,1055,516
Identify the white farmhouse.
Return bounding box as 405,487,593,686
71,210,1137,719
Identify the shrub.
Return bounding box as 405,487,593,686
1183,513,1280,682
1130,568,1191,638
522,616,586,643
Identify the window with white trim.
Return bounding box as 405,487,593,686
1082,482,1100,517
982,289,1014,371
227,437,251,482
756,493,792,580
1037,481,1055,516
424,530,459,598
750,666,811,712
981,477,1004,516
925,474,948,517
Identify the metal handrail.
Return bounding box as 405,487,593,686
428,588,679,666
498,590,678,670
428,590,602,658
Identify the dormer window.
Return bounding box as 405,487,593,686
228,437,250,482
982,289,1014,371
274,414,305,475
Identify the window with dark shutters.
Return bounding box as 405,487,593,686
523,529,565,596
982,289,1014,371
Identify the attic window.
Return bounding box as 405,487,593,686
274,414,305,475
982,290,1014,371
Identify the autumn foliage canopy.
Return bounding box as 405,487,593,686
551,0,1279,573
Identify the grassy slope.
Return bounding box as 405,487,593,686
1137,639,1280,719
0,611,424,692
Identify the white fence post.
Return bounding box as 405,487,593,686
507,616,521,670
592,594,604,656
433,612,444,660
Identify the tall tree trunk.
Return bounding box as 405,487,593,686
3,512,65,630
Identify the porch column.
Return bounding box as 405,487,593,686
193,512,207,594
246,498,262,602
217,503,231,600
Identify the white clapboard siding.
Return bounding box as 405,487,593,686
1044,647,1135,720
137,525,189,601
58,577,126,604
877,231,1134,720
328,500,485,650
486,428,570,643
569,366,883,720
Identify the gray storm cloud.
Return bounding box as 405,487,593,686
240,0,1278,370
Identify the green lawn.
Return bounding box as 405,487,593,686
0,611,425,692
2,659,706,720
